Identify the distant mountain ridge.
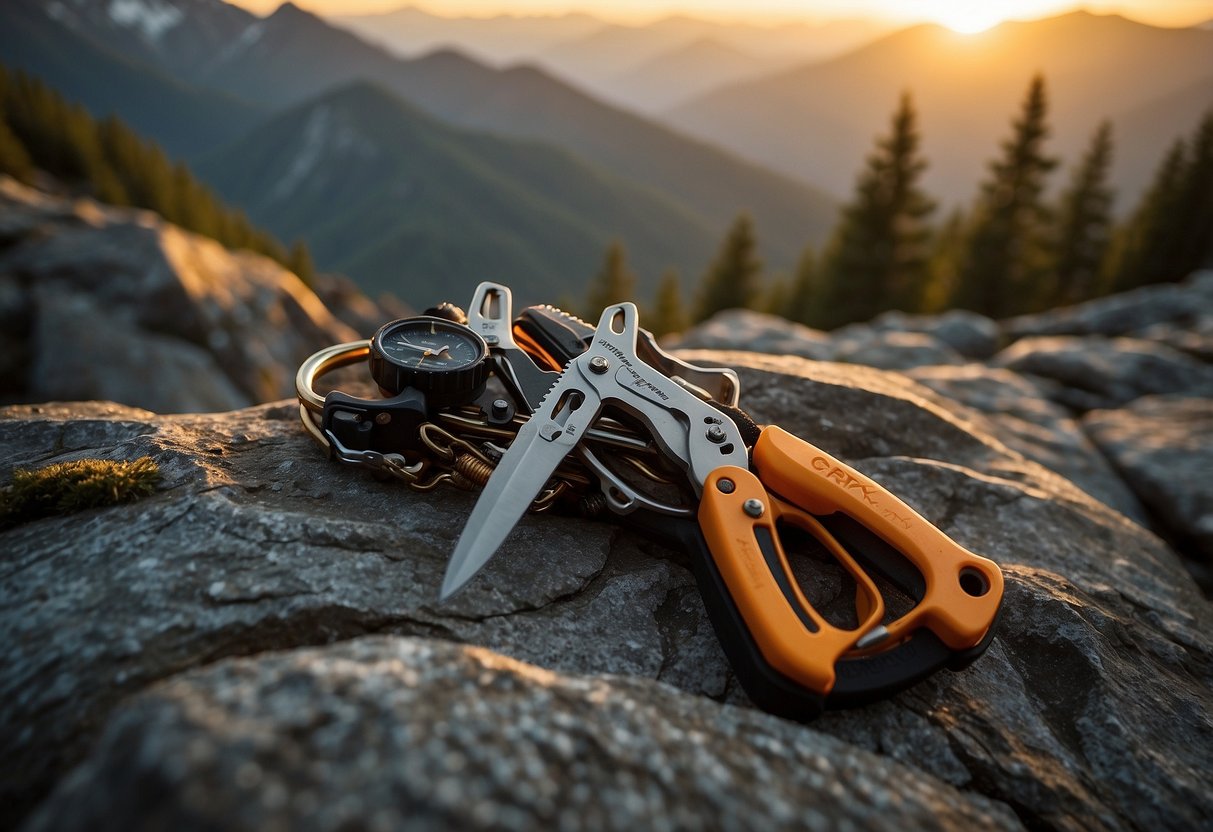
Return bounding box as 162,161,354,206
0,0,265,158
329,6,605,66
669,11,1213,206
332,7,891,113
600,37,784,113
197,81,723,304
4,0,837,287
532,14,888,103
179,2,840,270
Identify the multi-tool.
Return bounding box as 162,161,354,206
297,281,1003,720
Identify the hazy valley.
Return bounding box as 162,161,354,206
668,11,1213,205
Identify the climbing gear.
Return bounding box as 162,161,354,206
297,281,1004,721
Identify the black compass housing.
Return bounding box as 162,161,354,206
369,316,490,409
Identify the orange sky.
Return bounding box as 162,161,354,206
228,0,1213,27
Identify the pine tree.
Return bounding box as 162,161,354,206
1105,138,1188,291
648,269,688,337
695,213,762,322
954,75,1058,317
1107,111,1213,290
1171,110,1213,276
0,114,33,184
763,276,790,317
785,246,819,325
88,161,129,205
1049,120,1115,307
554,293,581,322
288,240,316,287
0,67,303,278
922,209,968,313
816,92,936,328
584,241,636,317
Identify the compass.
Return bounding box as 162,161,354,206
369,316,490,407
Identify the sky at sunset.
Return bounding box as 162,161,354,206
228,0,1213,28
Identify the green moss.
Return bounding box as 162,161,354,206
0,457,160,528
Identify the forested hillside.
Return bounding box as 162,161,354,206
669,12,1213,205
196,81,721,302
0,66,312,282
0,0,834,286
641,77,1213,330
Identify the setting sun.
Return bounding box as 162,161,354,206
910,0,1083,34
929,4,1003,33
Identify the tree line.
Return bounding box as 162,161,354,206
585,76,1213,335
0,65,315,285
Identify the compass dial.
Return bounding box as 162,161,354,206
369,316,490,406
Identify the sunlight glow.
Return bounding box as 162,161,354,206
904,0,1091,34
226,2,1213,31
933,5,1002,33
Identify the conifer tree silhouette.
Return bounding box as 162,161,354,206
1105,138,1188,291
695,213,762,322
785,246,819,326
0,65,311,280
1050,121,1115,306
585,241,637,318
954,75,1057,317
649,269,688,337
816,92,935,328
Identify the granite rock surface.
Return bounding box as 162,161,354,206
674,271,1213,590
0,177,374,412
21,637,1021,832
4,350,1212,831
1084,395,1213,589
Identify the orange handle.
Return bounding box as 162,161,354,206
698,466,888,694
752,426,1003,652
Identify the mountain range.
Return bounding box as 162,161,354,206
328,6,604,66
331,7,892,112
1,0,837,304
5,0,1209,307
668,11,1213,206
0,0,263,158
532,14,889,110
196,82,721,303
606,37,779,113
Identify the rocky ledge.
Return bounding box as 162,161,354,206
3,350,1211,831
0,177,404,413
674,271,1213,592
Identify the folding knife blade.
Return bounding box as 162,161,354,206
440,365,600,599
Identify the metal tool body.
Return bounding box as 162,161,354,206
443,302,749,594
443,302,1004,720
295,287,1004,719
294,284,700,511
469,282,713,517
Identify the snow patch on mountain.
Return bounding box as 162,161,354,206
273,106,331,202
271,105,380,202
237,21,265,49
205,21,265,69
108,0,183,41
